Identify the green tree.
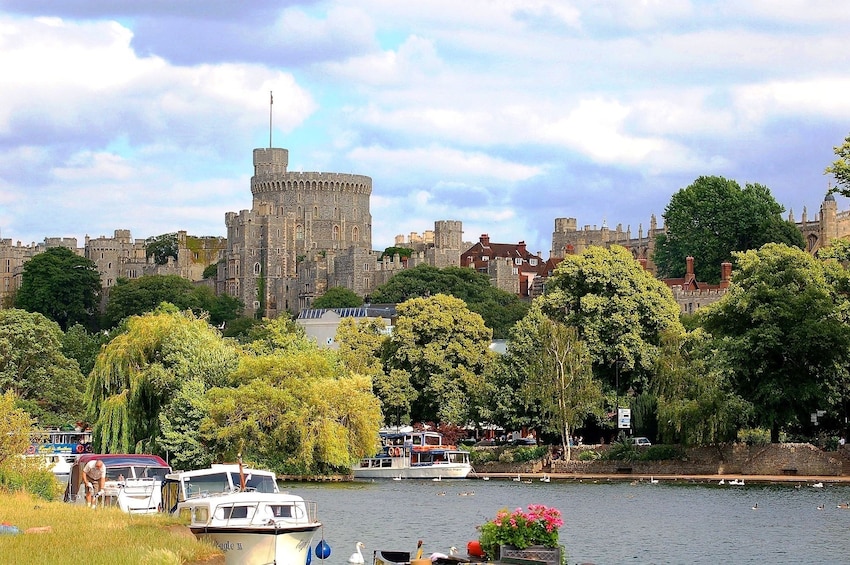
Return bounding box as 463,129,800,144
523,315,602,460
205,346,381,474
371,265,528,338
826,134,850,196
653,176,805,283
202,261,220,279
145,233,179,265
699,243,850,442
15,247,101,330
385,294,493,424
158,378,214,470
104,275,240,328
378,246,414,261
540,245,684,397
86,307,241,453
0,309,85,427
0,391,34,465
651,329,749,445
61,323,109,377
312,287,364,308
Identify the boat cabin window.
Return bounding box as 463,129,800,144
216,504,256,521
192,506,209,524
107,466,133,480
140,466,170,481
267,504,294,518
185,473,231,497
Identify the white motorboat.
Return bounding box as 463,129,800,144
353,428,472,480
25,429,93,483
160,463,321,565
64,454,172,514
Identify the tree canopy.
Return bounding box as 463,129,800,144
0,309,85,427
826,134,850,196
145,233,179,265
385,294,493,424
653,176,805,284
699,243,850,442
370,264,529,338
312,286,364,308
104,274,241,328
15,246,101,331
540,245,684,395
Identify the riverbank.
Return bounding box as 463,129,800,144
470,470,850,484
0,492,222,565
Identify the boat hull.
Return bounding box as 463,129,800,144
191,526,319,565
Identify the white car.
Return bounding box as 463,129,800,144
631,437,652,447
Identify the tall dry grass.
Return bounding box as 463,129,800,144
0,492,221,564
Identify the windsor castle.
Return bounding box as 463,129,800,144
1,146,847,318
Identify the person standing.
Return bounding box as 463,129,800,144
82,459,107,508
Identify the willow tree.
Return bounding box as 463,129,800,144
86,306,241,453
204,345,382,474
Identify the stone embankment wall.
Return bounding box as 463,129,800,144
546,443,848,476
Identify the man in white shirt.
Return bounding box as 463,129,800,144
82,459,106,508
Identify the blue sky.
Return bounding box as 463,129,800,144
1,1,848,256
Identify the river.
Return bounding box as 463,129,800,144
289,477,850,565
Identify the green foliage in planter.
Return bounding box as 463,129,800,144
640,445,682,461
470,448,500,464
601,438,640,461
511,446,548,462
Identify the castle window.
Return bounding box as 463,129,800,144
254,262,261,275
482,256,489,261
296,225,304,240
512,268,518,275
313,206,318,218
529,258,538,266
5,259,9,273
363,263,369,271
352,227,359,242
193,252,199,260
333,226,340,240
514,258,522,265
276,265,281,276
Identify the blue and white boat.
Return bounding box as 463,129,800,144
353,428,472,480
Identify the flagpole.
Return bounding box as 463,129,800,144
269,91,273,148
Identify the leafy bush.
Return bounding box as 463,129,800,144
577,450,600,461
470,448,500,465
641,445,682,461
511,446,548,462
602,439,681,462
738,428,771,446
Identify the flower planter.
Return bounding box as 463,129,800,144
499,544,561,565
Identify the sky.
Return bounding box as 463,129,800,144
1,1,849,257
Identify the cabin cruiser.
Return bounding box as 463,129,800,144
160,463,321,565
353,428,472,479
64,454,171,514
25,429,93,484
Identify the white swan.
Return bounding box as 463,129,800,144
430,546,460,562
432,476,442,482
649,477,659,484
513,474,521,482
348,541,365,564
540,474,550,483
718,479,725,485
812,482,824,488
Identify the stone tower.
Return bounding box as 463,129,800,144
223,148,372,317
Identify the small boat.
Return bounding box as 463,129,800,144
353,427,471,480
63,453,171,514
161,462,321,565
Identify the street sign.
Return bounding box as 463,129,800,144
618,408,631,429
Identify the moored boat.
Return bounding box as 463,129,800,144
353,428,472,480
160,463,322,565
64,453,171,513
25,429,94,484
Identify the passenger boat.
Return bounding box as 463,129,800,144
353,428,472,480
25,429,93,483
63,453,171,514
160,463,322,565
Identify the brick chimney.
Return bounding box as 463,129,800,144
720,261,732,288
479,234,490,246
517,241,527,255
685,256,695,289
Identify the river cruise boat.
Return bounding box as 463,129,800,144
25,429,94,483
353,428,472,480
160,463,321,565
64,453,171,514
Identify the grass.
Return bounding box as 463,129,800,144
0,492,222,564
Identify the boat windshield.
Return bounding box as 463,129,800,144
228,472,277,493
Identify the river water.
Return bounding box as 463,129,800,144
288,477,850,565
